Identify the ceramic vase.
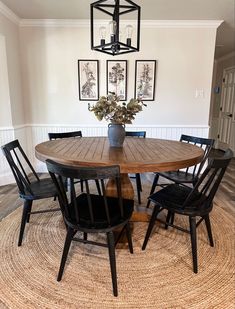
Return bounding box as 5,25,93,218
108,123,125,147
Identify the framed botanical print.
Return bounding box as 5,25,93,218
107,60,127,101
134,60,157,101
78,60,99,101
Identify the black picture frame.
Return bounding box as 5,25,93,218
78,60,99,101
107,60,127,101
134,60,157,101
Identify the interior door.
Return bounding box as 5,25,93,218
218,67,235,152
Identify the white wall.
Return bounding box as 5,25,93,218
0,11,25,127
0,10,27,184
0,16,219,184
20,24,217,127
0,34,12,127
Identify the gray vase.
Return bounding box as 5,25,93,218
108,123,126,147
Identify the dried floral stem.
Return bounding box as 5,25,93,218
88,92,146,124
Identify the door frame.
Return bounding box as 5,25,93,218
217,66,235,152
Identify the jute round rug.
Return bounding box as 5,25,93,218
0,183,234,309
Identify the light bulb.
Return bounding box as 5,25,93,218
126,25,133,38
126,24,133,46
99,26,106,39
99,26,106,46
109,20,117,36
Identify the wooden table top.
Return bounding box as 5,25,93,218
35,137,204,174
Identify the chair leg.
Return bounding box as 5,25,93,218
189,216,198,274
170,213,175,225
83,232,87,241
146,174,159,208
136,173,142,204
26,200,33,223
107,231,118,297
142,205,161,250
136,173,142,191
95,179,101,195
18,200,32,246
204,215,214,247
125,222,133,254
165,211,172,229
57,227,74,281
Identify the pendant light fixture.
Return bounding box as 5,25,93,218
90,0,141,56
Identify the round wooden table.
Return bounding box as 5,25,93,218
36,137,204,220
36,137,203,173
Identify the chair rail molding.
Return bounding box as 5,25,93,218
0,124,209,184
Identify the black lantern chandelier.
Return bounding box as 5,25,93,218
90,0,141,56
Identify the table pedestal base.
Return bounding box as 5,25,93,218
106,173,151,222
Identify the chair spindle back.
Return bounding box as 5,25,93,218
125,131,146,138
1,140,39,196
180,134,214,178
183,148,233,208
48,131,82,140
46,159,124,226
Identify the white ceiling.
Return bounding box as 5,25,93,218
1,0,234,58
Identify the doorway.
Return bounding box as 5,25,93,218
218,66,235,152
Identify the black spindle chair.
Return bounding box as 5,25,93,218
46,160,134,297
48,130,83,140
146,134,214,208
142,148,233,273
48,130,101,195
125,131,146,204
1,140,60,246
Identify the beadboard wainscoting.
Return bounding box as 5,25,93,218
0,124,209,184
0,125,30,185
0,126,20,185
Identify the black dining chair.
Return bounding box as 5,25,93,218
125,131,146,204
1,140,60,246
48,130,82,140
46,160,134,297
48,130,101,195
142,148,233,273
146,134,214,208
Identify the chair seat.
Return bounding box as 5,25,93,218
20,178,57,200
67,193,134,230
157,171,197,184
144,149,232,274
148,184,210,216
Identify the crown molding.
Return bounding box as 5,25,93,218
0,1,224,30
19,19,223,28
0,1,20,25
19,19,89,28
140,20,223,28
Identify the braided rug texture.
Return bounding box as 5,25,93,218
0,184,234,309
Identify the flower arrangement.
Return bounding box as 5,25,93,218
88,92,146,124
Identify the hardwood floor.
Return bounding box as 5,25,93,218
0,173,46,221
0,183,21,220
0,158,234,221
214,157,235,215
